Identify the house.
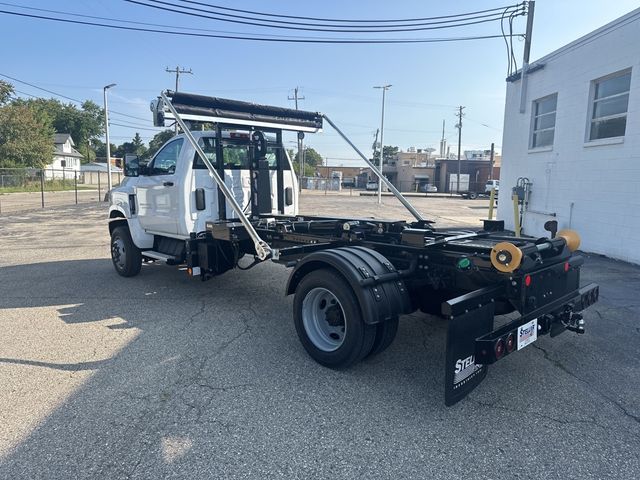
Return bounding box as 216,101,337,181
45,134,83,179
497,8,640,264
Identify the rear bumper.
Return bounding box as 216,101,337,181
443,281,599,406
474,282,599,365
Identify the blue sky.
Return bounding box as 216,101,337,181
1,0,638,166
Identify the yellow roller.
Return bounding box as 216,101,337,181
557,229,581,252
490,242,523,273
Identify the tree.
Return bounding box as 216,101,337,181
113,133,147,158
131,133,147,156
290,147,322,176
0,103,54,168
0,80,14,106
145,129,175,159
14,98,104,161
93,139,117,160
372,145,399,164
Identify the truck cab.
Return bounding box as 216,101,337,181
109,128,298,250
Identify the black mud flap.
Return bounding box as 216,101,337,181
443,287,501,406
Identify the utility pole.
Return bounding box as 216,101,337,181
374,84,392,205
455,106,465,194
489,142,495,180
289,87,306,191
166,66,193,132
103,83,116,193
519,1,536,113
439,119,446,158
288,86,305,110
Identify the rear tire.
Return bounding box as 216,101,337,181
111,226,142,277
293,269,375,369
468,191,478,200
366,317,399,358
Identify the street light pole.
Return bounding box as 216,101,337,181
103,83,116,193
374,84,392,205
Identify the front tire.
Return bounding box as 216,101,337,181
111,226,142,277
293,269,375,369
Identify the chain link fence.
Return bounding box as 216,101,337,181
0,167,123,215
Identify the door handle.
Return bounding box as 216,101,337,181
163,181,174,187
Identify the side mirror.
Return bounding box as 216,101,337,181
124,154,140,177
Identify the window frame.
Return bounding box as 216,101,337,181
586,68,632,142
192,136,217,170
529,93,558,150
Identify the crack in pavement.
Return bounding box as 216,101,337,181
532,343,640,428
468,398,609,431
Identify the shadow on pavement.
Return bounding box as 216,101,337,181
0,258,447,478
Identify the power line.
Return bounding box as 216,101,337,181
0,72,151,123
150,0,523,29
173,0,523,24
110,122,163,132
128,0,523,33
0,9,524,44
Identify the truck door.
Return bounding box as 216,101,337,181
136,138,184,235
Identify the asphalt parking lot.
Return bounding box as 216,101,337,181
0,195,639,479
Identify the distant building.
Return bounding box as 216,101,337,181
383,148,437,192
44,134,83,179
80,161,123,186
497,8,640,263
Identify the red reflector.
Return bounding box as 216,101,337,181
506,333,516,353
524,275,532,287
564,262,570,272
495,338,505,359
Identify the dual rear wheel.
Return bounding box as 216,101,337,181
293,269,398,369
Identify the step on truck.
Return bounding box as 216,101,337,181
108,91,599,405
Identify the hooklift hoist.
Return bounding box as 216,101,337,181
108,91,599,405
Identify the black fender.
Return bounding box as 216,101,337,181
285,246,412,325
108,217,128,235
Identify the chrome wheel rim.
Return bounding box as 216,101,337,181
302,287,346,352
112,237,126,270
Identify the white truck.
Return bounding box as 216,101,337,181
107,91,599,406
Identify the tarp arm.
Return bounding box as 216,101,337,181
160,91,272,261
322,114,425,222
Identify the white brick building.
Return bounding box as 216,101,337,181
498,8,640,264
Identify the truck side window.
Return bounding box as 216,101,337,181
266,147,277,168
149,138,184,175
222,144,250,168
193,137,216,169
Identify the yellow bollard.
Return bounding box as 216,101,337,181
488,188,496,220
512,194,521,237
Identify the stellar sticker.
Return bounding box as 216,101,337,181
517,318,538,350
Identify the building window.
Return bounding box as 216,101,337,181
588,69,631,140
531,94,557,148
